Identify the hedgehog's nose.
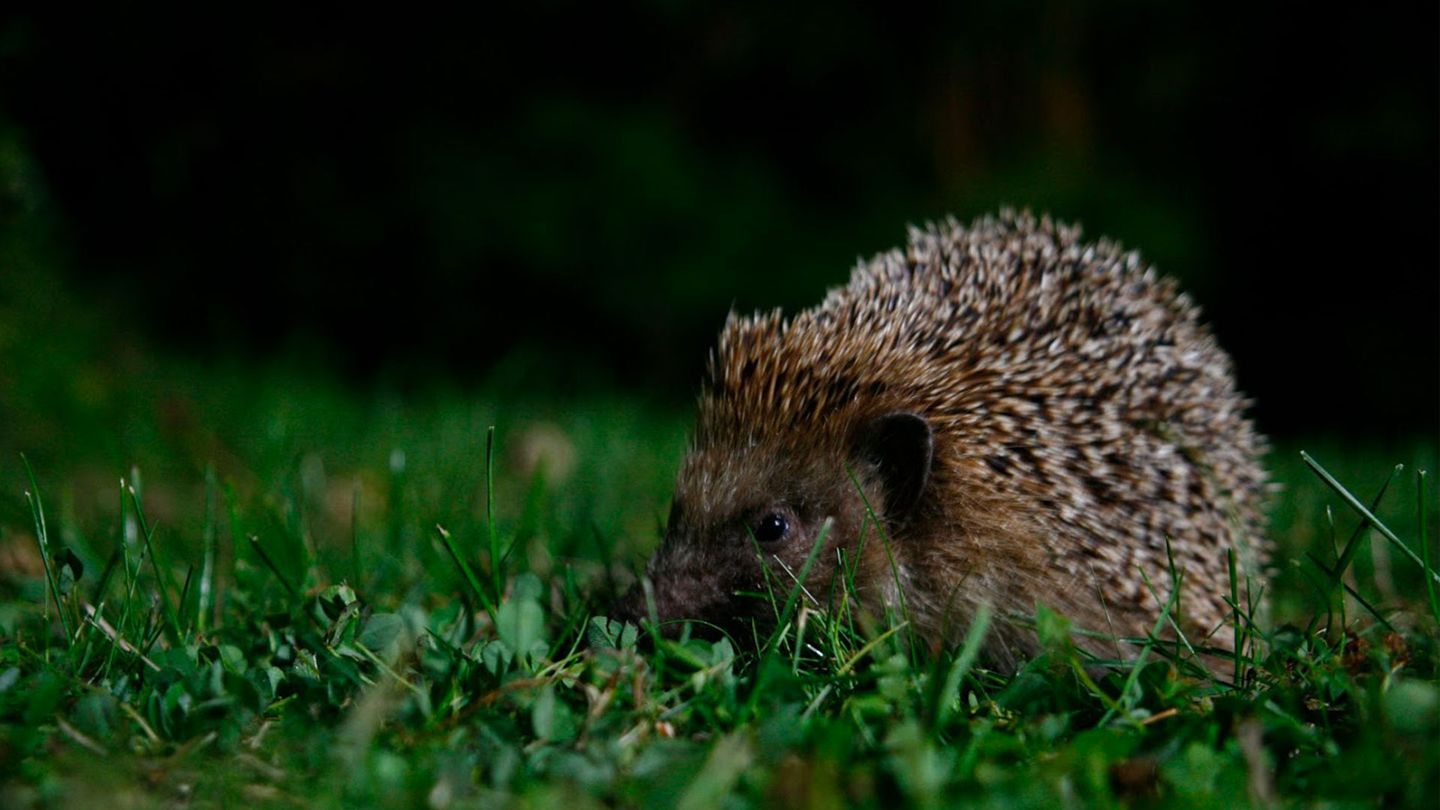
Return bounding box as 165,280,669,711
607,580,691,644
611,581,647,627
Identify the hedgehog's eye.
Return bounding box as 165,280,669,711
753,513,789,544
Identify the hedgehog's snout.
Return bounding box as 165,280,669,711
611,536,738,638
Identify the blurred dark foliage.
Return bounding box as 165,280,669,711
0,1,1435,437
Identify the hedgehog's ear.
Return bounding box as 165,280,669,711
852,412,933,524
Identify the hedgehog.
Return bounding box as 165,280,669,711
617,210,1268,666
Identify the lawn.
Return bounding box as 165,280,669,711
0,343,1435,809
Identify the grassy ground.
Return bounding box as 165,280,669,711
0,349,1436,808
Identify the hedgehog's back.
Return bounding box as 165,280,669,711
705,211,1268,655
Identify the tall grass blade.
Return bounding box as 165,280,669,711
1302,451,1439,585
1420,469,1438,625
436,524,498,623
935,602,991,728
1330,463,1401,584
246,534,300,604
177,564,196,633
21,455,73,637
91,546,120,609
129,483,183,645
21,456,73,647
1099,568,1182,725
486,426,503,603
1304,553,1396,631
766,518,832,655
846,465,915,661
198,465,217,635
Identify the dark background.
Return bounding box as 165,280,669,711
1,1,1435,438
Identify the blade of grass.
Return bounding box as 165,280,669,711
1294,559,1332,639
1099,568,1183,725
835,621,909,678
846,465,915,663
1330,463,1401,584
486,426,502,604
129,483,183,646
1302,451,1439,585
738,520,834,722
1158,536,1203,669
245,534,335,638
764,518,833,656
198,465,217,635
435,524,498,625
1325,505,1347,631
246,534,300,604
177,564,196,633
637,576,670,678
1419,469,1438,626
934,602,992,728
91,546,121,611
1305,553,1396,632
106,480,145,678
20,455,73,648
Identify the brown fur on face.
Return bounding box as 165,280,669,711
617,211,1270,667
615,433,886,640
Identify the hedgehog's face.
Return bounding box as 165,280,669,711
613,412,934,642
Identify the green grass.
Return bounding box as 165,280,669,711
0,358,1437,809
